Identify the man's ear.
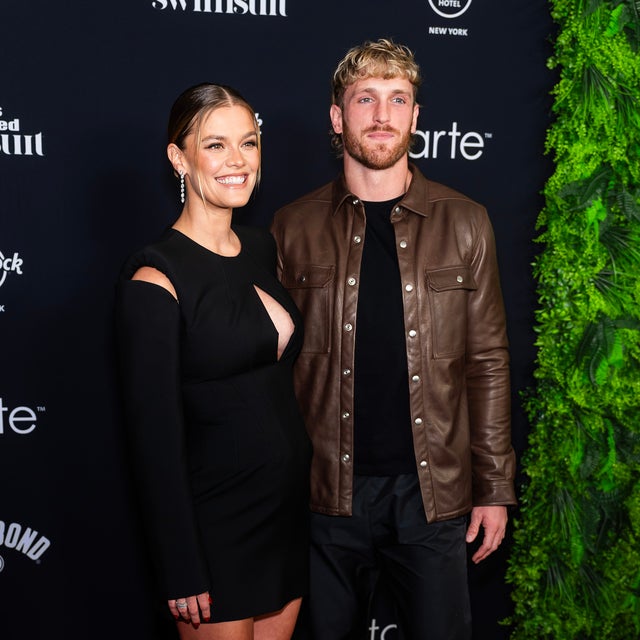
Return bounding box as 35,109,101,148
167,143,186,176
330,104,343,135
411,103,420,134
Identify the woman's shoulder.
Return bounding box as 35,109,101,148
119,229,182,282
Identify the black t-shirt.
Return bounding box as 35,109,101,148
353,198,415,476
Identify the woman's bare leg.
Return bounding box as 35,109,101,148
177,618,253,640
254,598,302,640
176,598,302,640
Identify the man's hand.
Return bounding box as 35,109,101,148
466,505,507,563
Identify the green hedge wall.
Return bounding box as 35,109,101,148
506,1,640,638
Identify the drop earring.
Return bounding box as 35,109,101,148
179,171,185,204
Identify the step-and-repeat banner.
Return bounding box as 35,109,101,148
1,2,554,638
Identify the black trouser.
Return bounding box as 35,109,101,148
299,474,471,640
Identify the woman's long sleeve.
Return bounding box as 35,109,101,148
116,279,209,599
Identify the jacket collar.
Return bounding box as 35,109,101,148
331,163,431,218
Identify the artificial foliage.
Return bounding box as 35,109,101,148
507,1,640,638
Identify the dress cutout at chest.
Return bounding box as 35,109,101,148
116,225,311,622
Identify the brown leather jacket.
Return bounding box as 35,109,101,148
271,165,516,521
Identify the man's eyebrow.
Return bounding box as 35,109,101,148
353,87,411,95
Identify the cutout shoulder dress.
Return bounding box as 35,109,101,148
116,226,311,622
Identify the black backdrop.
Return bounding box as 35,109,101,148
1,2,554,638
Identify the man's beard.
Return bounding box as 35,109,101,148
342,124,413,170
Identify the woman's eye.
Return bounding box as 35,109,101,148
207,142,223,150
243,140,257,148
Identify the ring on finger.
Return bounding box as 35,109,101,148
176,601,188,610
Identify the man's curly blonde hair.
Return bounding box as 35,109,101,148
330,38,422,155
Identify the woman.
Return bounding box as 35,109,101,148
117,83,311,639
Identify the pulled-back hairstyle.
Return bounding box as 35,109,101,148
167,82,261,190
168,82,259,150
330,39,422,155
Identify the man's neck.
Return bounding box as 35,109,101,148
343,156,412,202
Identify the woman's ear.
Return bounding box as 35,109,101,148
167,143,185,176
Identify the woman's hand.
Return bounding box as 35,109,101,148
168,591,212,625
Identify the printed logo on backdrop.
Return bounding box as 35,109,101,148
0,250,24,287
428,0,471,18
410,121,492,161
151,0,287,16
0,107,44,157
0,250,24,314
427,0,472,37
0,520,51,572
0,397,45,436
369,619,398,640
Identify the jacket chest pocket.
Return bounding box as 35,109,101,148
281,264,334,354
425,266,477,359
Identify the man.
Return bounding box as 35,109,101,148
271,39,516,639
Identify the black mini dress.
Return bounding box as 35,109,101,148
116,226,311,622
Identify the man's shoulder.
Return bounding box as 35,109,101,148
416,170,481,207
405,165,486,219
426,179,477,205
